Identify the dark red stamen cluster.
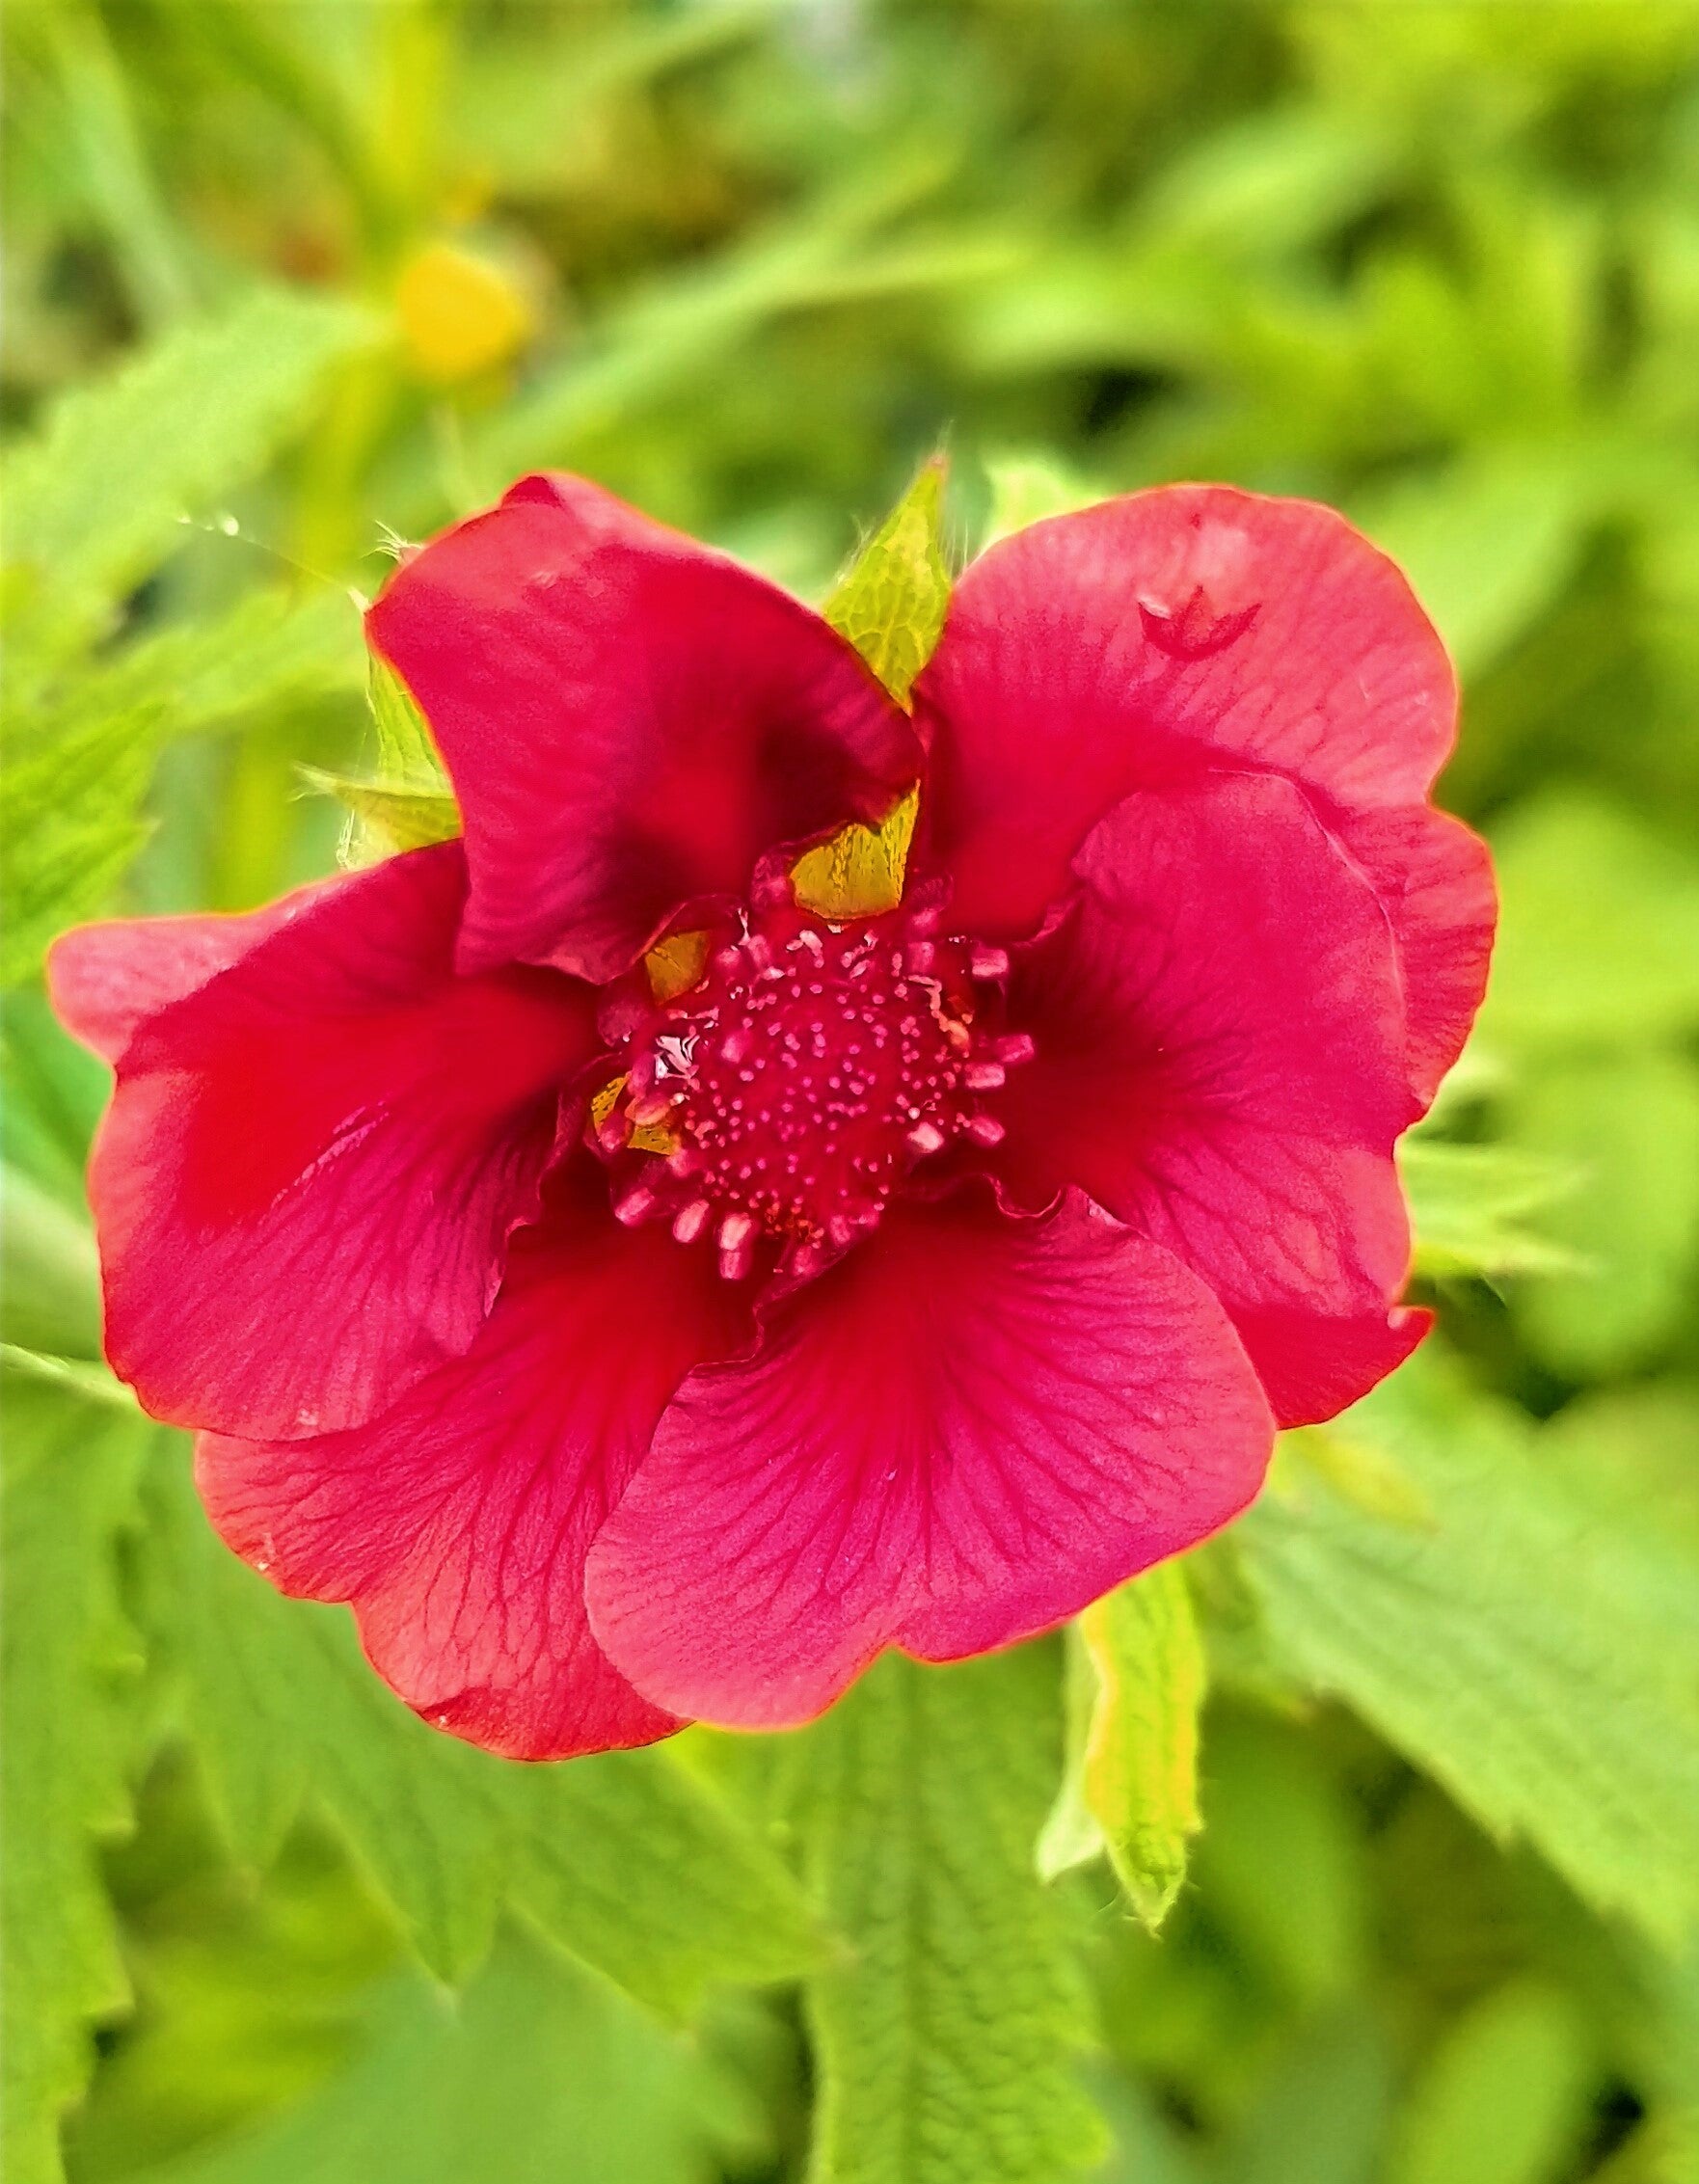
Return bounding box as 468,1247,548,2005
601,899,1033,1279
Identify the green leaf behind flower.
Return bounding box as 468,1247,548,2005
1239,1355,1699,1948
126,1925,759,2184
1,1372,147,2184
137,1449,821,2009
2,285,374,673
798,1649,1105,2184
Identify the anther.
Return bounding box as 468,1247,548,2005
614,1184,660,1227
996,1032,1037,1067
906,1120,947,1157
969,943,1010,981
672,1198,712,1243
963,1114,1006,1147
718,1211,755,1253
963,1060,1006,1092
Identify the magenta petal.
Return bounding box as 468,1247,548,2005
196,1192,747,1760
1337,804,1496,1105
47,881,341,1065
995,774,1420,1419
77,845,599,1441
913,487,1456,938
584,1191,1272,1732
366,473,921,984
1233,1302,1433,1430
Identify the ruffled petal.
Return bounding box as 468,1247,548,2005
367,473,921,984
1337,804,1496,1105
197,1181,746,1761
75,845,599,1441
1232,1302,1433,1431
993,775,1421,1423
47,883,339,1065
913,486,1457,938
584,1190,1272,1731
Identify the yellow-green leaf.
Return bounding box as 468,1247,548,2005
302,769,461,866
820,453,952,706
790,786,918,922
1038,1563,1205,1932
307,659,460,866
365,657,448,793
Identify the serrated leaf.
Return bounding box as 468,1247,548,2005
1238,1352,1699,1947
2,285,375,666
1,1370,148,2184
799,1648,1105,2184
820,455,952,706
2,588,364,985
1038,1565,1205,1933
137,1451,821,2009
129,1925,756,2184
1399,1138,1581,1282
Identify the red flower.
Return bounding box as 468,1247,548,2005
49,474,1494,1758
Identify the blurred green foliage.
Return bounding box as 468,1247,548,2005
5,3,1699,2182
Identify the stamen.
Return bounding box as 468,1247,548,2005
672,1198,712,1243
605,902,1036,1269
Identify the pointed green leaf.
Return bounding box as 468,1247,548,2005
1238,1353,1699,1946
307,658,459,867
2,285,375,667
2,587,364,986
799,1649,1105,2184
302,770,462,864
793,465,945,918
364,657,447,789
1038,1564,1205,1933
1,1370,147,2184
821,456,952,705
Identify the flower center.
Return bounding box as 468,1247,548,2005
603,901,1030,1279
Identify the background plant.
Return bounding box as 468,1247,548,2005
4,5,1699,2182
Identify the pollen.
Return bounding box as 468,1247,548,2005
604,900,1030,1279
